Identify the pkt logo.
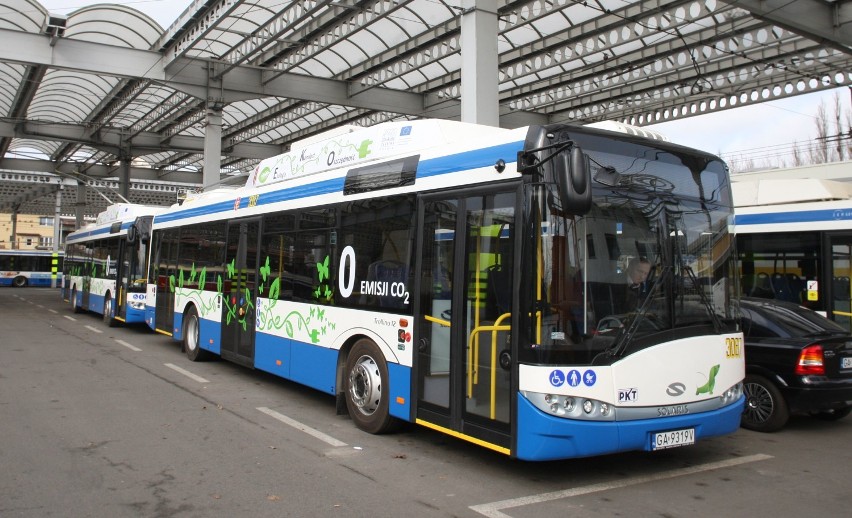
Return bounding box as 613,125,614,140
618,388,638,403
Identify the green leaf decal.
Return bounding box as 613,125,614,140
269,278,280,301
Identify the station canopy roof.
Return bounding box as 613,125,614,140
0,0,850,218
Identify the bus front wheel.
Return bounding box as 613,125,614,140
344,338,398,434
13,276,26,287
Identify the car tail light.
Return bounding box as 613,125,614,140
795,344,825,375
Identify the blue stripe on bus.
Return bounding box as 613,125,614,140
735,208,852,226
415,141,523,179
155,141,524,224
66,221,134,243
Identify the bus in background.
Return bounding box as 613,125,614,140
63,203,161,326
147,119,744,461
0,250,63,287
734,177,852,330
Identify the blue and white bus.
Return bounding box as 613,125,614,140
734,177,852,330
0,249,62,287
63,203,162,326
146,119,744,460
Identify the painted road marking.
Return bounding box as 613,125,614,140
257,406,348,448
164,363,210,383
469,453,773,518
64,315,76,321
48,309,57,314
115,339,142,352
84,325,103,334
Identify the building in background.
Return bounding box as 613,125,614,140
0,213,78,250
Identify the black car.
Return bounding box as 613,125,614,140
739,297,852,432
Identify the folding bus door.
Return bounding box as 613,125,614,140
221,219,261,367
414,187,518,452
828,233,852,332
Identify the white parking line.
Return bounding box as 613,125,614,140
164,363,210,383
84,325,103,334
48,309,58,314
469,453,773,518
257,406,348,448
64,315,76,321
115,339,142,352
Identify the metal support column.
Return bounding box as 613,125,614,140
460,0,499,127
203,104,223,190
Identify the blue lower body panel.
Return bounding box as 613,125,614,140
515,395,745,461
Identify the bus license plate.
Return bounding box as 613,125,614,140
842,357,852,369
652,428,695,450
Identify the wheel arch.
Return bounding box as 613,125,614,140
745,364,788,389
334,330,400,398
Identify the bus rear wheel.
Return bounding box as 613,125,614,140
13,276,26,287
71,287,83,314
344,338,398,434
183,305,211,361
103,293,118,327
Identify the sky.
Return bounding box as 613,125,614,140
36,0,852,167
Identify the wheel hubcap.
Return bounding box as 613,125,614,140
743,382,774,423
349,355,381,416
186,316,199,351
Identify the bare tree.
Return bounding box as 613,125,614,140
811,102,830,164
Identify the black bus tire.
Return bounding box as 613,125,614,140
344,338,399,434
183,305,211,361
103,293,118,327
71,287,83,314
13,276,26,287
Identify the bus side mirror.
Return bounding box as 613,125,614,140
555,146,592,214
126,225,137,245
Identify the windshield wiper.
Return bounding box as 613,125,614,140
607,266,671,358
682,265,723,333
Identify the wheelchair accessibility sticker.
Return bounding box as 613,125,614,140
549,369,597,388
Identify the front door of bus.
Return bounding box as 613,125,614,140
221,219,260,367
828,233,852,332
414,188,516,451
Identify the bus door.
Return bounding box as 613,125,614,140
414,188,517,451
827,233,852,332
221,219,260,367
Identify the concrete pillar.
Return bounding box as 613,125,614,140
203,104,223,190
119,156,131,201
460,0,499,127
52,186,61,288
75,181,86,229
10,206,18,249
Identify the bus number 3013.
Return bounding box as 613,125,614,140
338,246,410,305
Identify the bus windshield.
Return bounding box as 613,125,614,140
522,132,739,366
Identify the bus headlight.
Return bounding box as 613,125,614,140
521,392,616,421
718,382,743,406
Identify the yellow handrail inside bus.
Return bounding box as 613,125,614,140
467,312,511,419
424,314,451,327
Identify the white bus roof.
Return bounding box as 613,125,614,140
732,178,852,208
